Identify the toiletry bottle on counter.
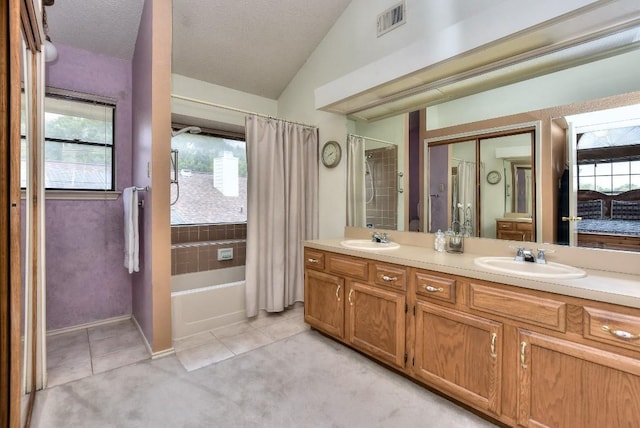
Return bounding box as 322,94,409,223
446,230,464,253
434,230,445,252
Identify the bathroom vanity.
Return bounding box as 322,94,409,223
303,235,640,427
496,218,533,242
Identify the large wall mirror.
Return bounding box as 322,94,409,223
345,46,640,253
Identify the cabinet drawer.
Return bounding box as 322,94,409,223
469,283,566,332
304,249,325,270
372,263,407,291
583,307,640,352
415,271,456,304
515,222,533,231
497,221,532,231
496,221,515,231
326,254,368,280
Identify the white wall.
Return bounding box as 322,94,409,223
426,49,640,129
278,0,519,238
171,74,278,130
315,0,601,109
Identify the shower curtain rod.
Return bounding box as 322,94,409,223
452,157,485,168
452,157,475,163
170,94,316,129
348,133,396,146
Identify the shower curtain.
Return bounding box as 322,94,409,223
346,135,366,227
457,160,476,236
244,115,319,317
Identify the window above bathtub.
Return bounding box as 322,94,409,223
21,88,115,191
171,125,247,225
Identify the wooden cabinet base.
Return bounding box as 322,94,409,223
304,248,640,427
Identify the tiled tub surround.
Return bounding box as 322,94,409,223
171,223,247,275
171,223,248,339
365,146,398,230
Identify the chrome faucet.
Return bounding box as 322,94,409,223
515,247,535,262
371,232,389,244
535,249,547,264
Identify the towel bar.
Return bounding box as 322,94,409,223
133,186,149,207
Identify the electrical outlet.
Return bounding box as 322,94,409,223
218,248,233,261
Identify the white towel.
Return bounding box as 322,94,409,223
123,187,139,273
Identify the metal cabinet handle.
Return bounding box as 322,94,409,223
423,285,444,293
348,289,354,305
602,325,640,340
335,284,341,301
307,258,319,263
381,275,398,282
397,172,404,193
490,332,497,358
520,342,527,368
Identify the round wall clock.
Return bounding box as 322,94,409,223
321,140,342,168
487,170,502,185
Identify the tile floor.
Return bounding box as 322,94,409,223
173,303,308,371
46,319,149,388
46,304,308,387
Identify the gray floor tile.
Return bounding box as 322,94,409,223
218,328,274,355
175,339,234,372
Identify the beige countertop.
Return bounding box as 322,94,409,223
304,237,640,310
496,217,532,223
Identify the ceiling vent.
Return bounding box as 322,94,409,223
377,1,406,37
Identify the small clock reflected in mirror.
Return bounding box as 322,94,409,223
487,170,501,185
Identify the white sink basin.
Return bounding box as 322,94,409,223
474,256,586,279
340,239,400,250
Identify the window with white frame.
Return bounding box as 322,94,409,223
577,126,640,194
170,128,247,225
21,91,115,190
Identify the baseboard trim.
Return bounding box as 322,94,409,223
131,315,175,359
46,314,131,336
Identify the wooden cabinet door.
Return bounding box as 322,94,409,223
347,281,406,369
497,230,527,241
415,300,503,415
304,269,344,338
518,330,640,428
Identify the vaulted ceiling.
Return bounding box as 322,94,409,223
45,0,352,100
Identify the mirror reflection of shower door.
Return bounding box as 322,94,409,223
365,157,375,205
364,146,398,230
346,135,401,230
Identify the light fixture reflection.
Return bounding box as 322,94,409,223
44,37,57,62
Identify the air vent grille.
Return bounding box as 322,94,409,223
377,2,406,37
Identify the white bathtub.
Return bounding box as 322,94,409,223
171,266,246,340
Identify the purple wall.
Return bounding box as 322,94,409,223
131,0,154,345
408,111,420,223
44,44,133,330
429,145,449,233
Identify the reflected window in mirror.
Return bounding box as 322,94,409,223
574,125,640,251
